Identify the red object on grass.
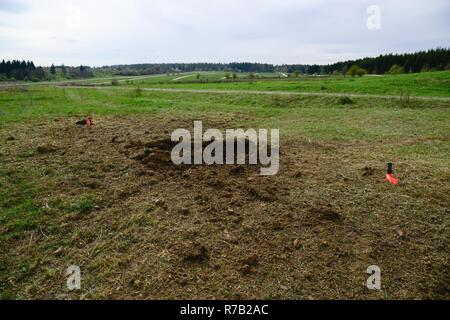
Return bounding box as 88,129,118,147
87,117,93,128
386,173,398,185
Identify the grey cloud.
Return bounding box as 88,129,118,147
0,0,27,13
0,0,448,66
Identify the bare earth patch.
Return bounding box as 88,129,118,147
0,115,448,299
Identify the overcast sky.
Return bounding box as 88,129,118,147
0,0,449,66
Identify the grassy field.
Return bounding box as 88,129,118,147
0,72,449,299
126,71,450,97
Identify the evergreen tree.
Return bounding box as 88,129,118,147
50,64,56,77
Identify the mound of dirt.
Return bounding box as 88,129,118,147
124,138,264,174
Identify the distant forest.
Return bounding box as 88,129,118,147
1,48,449,82
0,61,94,82
281,47,450,75
105,48,450,76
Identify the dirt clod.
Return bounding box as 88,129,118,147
247,186,277,202
313,206,343,222
362,166,376,177
37,144,58,154
396,229,405,238
182,243,209,262
178,207,191,215
241,254,259,266
223,230,238,244
239,264,254,275
230,166,245,175
272,220,283,230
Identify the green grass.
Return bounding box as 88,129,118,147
0,85,449,142
0,169,42,240
119,72,285,84
128,71,450,97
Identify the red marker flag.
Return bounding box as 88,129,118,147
386,163,399,185
386,173,398,185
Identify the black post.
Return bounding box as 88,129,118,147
387,163,394,174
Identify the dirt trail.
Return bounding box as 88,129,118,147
172,74,195,81
0,74,162,88
61,85,450,102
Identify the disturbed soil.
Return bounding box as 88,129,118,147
0,115,448,299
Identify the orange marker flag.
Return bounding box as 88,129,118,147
386,173,399,185
386,163,399,185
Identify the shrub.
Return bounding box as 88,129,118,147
346,65,367,77
387,64,405,74
111,79,119,86
332,70,341,76
337,96,354,105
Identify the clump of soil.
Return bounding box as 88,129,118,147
362,166,376,177
247,186,278,202
239,254,259,275
241,254,259,266
311,206,343,222
37,144,58,154
229,165,245,175
173,242,209,263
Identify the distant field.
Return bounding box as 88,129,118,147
5,71,448,98
126,71,450,97
117,72,284,84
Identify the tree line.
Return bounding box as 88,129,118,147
99,48,450,76
2,48,449,81
278,48,450,75
0,60,40,81
0,60,94,81
325,47,450,75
